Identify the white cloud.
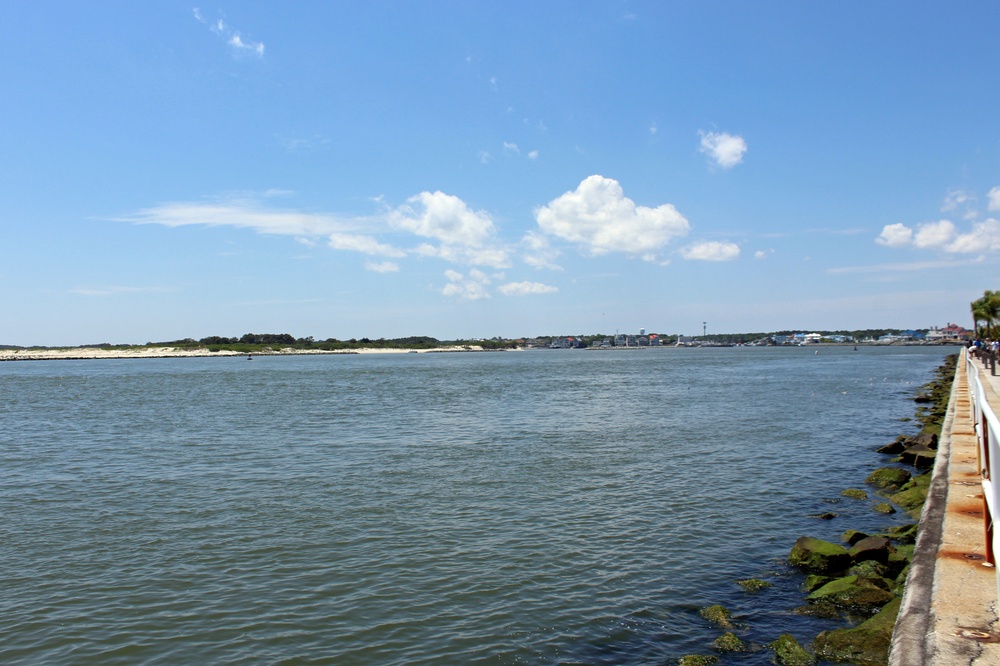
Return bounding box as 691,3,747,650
988,186,1000,212
698,131,747,169
875,218,1000,254
388,191,509,268
913,220,956,248
503,141,520,155
876,223,913,247
442,269,491,300
328,233,405,257
534,175,690,259
680,241,741,261
365,261,400,273
754,249,774,260
528,150,539,160
389,191,496,247
498,281,558,296
479,151,492,164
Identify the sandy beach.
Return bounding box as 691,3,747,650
0,345,488,362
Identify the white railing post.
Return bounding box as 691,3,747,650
965,350,1000,605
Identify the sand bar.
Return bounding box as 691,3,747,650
0,346,487,361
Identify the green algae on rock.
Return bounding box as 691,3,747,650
842,488,868,500
873,502,896,515
713,631,750,652
865,467,911,490
677,655,718,666
789,537,851,573
806,575,896,616
736,577,772,592
813,596,901,665
889,473,931,518
770,633,816,666
699,604,735,629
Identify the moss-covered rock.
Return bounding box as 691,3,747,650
842,529,870,546
789,537,851,573
736,578,772,592
699,604,735,629
865,467,911,490
794,603,840,619
802,574,833,592
873,502,896,515
847,560,890,580
879,523,918,544
842,488,868,500
813,596,901,665
889,473,931,518
713,631,749,652
806,575,896,615
678,656,718,666
770,633,816,666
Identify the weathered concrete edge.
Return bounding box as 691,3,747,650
888,353,962,665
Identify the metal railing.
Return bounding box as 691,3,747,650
965,349,1000,603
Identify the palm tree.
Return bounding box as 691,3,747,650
971,290,1000,338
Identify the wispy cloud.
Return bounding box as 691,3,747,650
118,195,353,236
828,259,976,275
442,269,492,300
71,286,173,297
193,8,265,57
498,281,558,296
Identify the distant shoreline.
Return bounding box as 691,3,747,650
0,345,491,362
0,341,964,362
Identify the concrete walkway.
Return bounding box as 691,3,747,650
890,349,1000,665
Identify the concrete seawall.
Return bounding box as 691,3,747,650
890,350,1000,664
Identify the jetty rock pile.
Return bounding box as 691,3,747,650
679,353,956,666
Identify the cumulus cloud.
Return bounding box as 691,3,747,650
442,269,491,300
698,131,747,169
388,191,510,268
328,233,405,257
680,241,741,261
498,281,558,296
389,191,495,247
876,223,913,248
534,175,690,259
193,8,265,57
913,220,956,249
876,219,1000,254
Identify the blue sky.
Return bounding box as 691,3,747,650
3,2,999,345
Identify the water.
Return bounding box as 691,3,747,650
0,346,953,664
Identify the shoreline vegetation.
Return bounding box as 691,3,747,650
682,353,958,666
0,331,966,362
